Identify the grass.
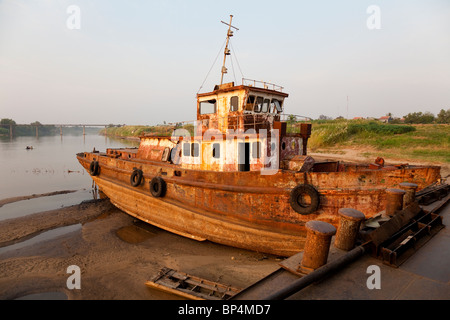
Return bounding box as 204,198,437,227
309,119,417,148
309,120,450,164
100,124,195,138
101,125,174,138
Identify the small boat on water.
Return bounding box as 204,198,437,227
77,16,442,256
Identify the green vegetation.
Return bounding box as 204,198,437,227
1,119,57,136
404,111,436,124
394,108,449,124
436,109,450,124
309,120,416,147
100,123,195,138
101,125,160,137
0,127,8,135
309,119,450,163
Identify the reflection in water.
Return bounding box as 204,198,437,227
0,190,92,222
116,223,157,244
91,181,107,200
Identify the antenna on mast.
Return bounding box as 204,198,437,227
220,15,239,85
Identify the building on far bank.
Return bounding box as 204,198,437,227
378,116,392,123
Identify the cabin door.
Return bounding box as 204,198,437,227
238,142,250,172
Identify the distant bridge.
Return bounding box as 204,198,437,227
2,123,122,138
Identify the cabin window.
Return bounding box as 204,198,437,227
230,96,239,112
191,143,200,157
262,99,270,113
271,142,276,154
183,142,200,157
252,141,261,159
212,143,220,159
199,99,217,114
254,97,264,113
245,95,255,111
270,99,283,113
183,143,191,157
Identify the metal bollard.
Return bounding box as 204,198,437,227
385,188,406,217
334,208,365,251
300,221,336,273
399,182,418,208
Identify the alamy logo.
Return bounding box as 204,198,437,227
367,5,381,30
66,5,81,30
366,265,381,289
170,123,280,176
66,265,81,290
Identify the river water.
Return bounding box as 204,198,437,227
0,134,139,221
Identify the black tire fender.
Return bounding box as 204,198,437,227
89,161,99,176
149,177,166,197
289,184,320,215
130,169,143,187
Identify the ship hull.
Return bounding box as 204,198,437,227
77,151,441,256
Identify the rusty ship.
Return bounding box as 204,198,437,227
77,16,442,256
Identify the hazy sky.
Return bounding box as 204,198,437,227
1,0,449,125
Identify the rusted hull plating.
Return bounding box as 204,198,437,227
77,151,440,256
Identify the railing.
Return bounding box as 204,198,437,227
279,114,312,122
242,78,285,92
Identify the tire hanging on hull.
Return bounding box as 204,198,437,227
130,169,143,187
150,177,166,197
89,161,100,176
289,184,320,215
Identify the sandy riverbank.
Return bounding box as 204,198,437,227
0,198,280,300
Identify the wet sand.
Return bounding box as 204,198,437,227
0,198,280,300
0,190,78,208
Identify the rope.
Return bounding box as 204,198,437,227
229,40,244,79
229,51,237,84
197,38,227,94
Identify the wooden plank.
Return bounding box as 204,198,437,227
145,281,204,300
146,267,241,300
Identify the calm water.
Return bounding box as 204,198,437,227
0,223,81,255
0,134,139,220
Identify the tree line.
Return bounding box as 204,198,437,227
0,119,58,136
317,108,450,124
0,118,99,136
403,109,450,124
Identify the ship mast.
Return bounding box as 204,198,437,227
220,15,239,85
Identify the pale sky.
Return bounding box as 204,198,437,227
1,0,449,125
